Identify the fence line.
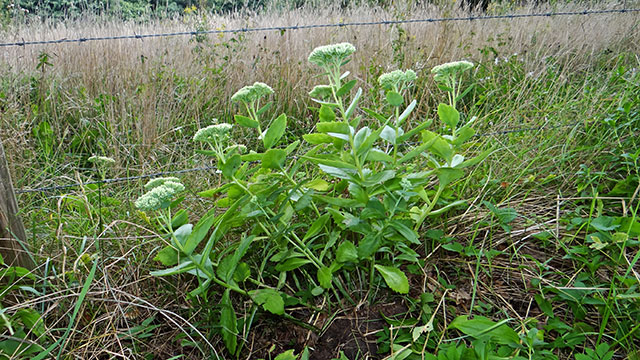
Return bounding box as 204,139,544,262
1,8,638,48
15,121,580,195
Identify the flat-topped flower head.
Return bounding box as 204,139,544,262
135,181,185,211
309,85,333,100
378,69,417,90
308,43,356,68
193,123,233,143
144,176,181,190
431,61,474,78
231,82,274,104
88,155,115,166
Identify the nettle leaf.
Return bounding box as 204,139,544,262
250,289,285,315
220,289,238,355
221,154,242,179
234,114,259,128
386,91,404,107
438,103,460,129
263,113,287,149
336,241,358,263
262,148,287,169
317,266,333,289
449,315,520,345
374,265,409,294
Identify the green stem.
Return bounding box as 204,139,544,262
414,186,444,231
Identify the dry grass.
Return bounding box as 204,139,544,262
1,2,638,172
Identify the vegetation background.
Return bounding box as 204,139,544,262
0,0,638,359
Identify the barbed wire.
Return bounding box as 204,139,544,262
15,121,581,195
1,8,638,48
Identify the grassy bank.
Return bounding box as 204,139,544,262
0,1,639,359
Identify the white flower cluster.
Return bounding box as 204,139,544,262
431,61,474,83
308,43,356,68
378,69,417,90
88,155,115,165
135,180,185,211
144,176,181,190
231,82,274,104
193,123,233,143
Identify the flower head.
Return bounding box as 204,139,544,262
378,69,417,90
144,177,181,190
431,61,474,78
308,43,356,68
231,82,274,104
309,85,333,100
135,181,185,211
193,123,233,143
88,155,115,166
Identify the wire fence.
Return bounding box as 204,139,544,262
15,121,581,195
1,8,638,48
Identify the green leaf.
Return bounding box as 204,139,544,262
317,266,333,289
366,148,393,163
172,224,193,249
397,119,433,143
397,99,417,125
241,151,264,161
345,88,362,120
336,241,358,263
438,103,460,129
234,114,259,128
274,349,297,360
284,140,300,154
337,79,357,97
306,178,331,191
220,289,238,355
250,289,285,315
317,121,350,134
389,221,420,244
319,104,336,122
182,206,220,255
17,308,45,337
422,131,453,163
275,258,312,272
262,148,287,169
154,246,178,266
435,168,464,187
374,265,409,294
263,113,287,149
380,125,397,144
590,216,619,232
453,126,475,146
233,262,251,283
448,315,520,345
150,260,195,276
221,154,241,179
353,126,371,150
318,164,354,180
303,133,334,144
457,147,494,168
304,214,330,241
398,139,435,164
386,91,404,106
535,294,554,317
357,233,382,259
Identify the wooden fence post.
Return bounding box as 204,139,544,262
0,138,35,269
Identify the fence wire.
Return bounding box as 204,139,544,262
15,121,580,195
1,8,638,48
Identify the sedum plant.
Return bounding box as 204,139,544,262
135,43,491,357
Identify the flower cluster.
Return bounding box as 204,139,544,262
378,69,417,91
193,123,233,143
431,60,474,83
144,177,181,190
231,82,274,104
135,180,185,212
88,155,115,166
308,43,356,69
